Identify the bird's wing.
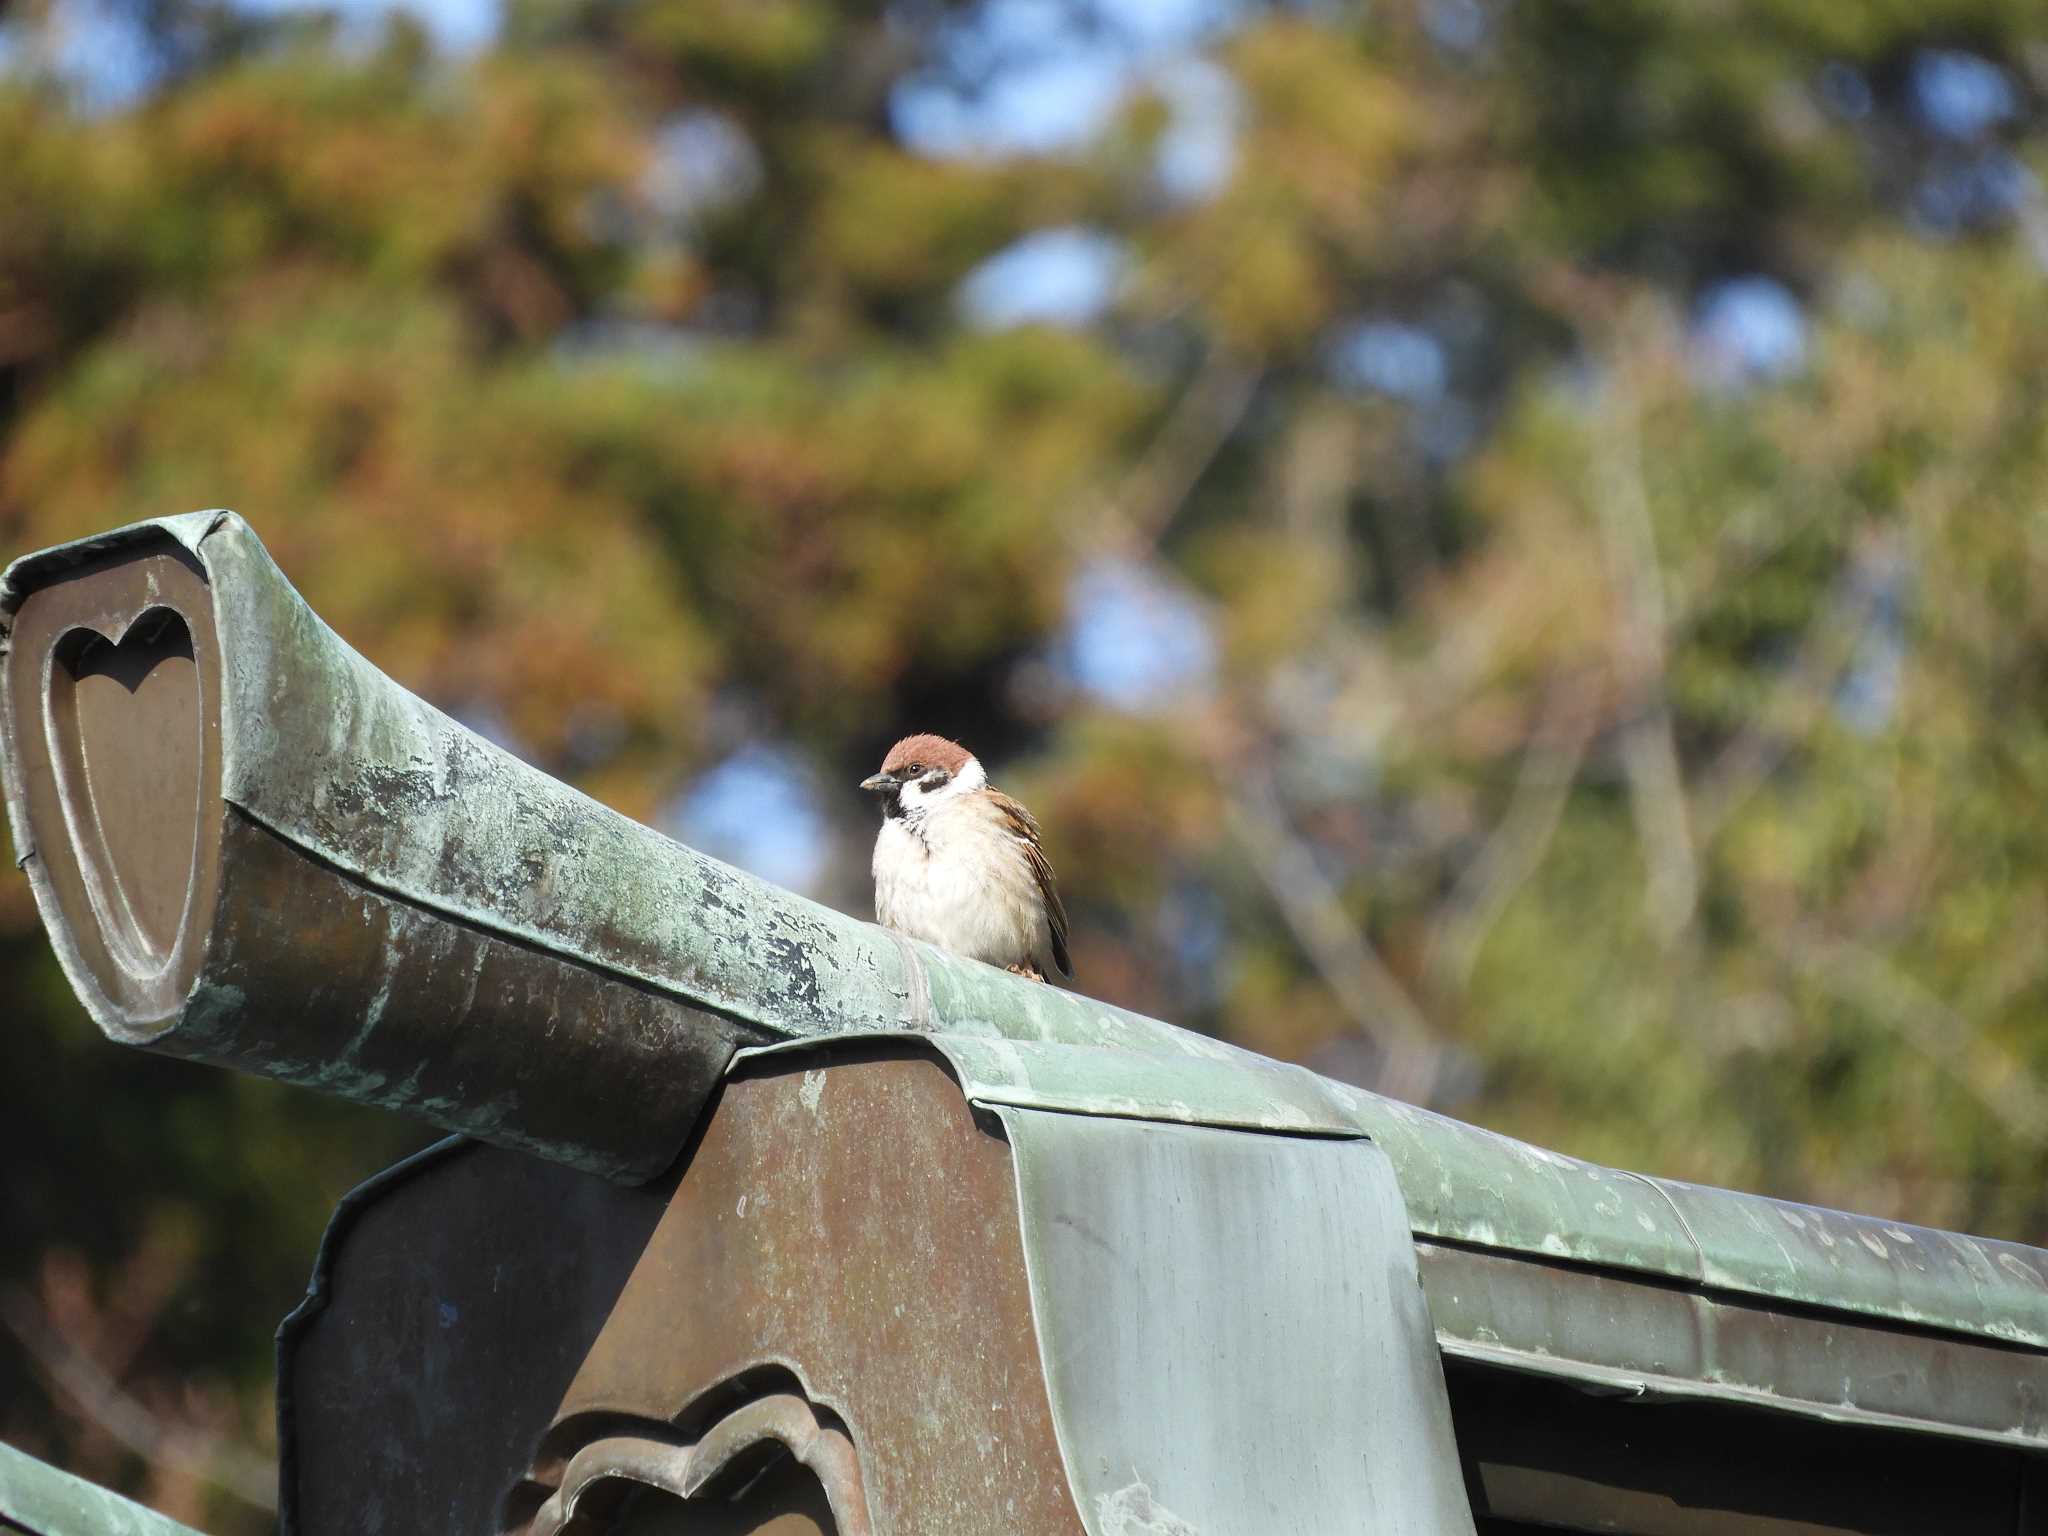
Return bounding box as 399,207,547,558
987,790,1073,978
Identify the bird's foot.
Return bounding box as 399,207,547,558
1005,961,1047,983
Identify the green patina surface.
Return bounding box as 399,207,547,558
998,1110,1477,1533
747,1032,2048,1359
7,512,2048,1369
0,1441,209,1536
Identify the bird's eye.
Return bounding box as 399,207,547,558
902,763,922,776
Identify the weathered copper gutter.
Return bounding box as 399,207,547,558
5,513,2047,1454
0,511,1266,1180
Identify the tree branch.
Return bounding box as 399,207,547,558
1591,387,1698,944
1225,765,1445,1105
1771,933,2048,1148
0,1287,278,1512
1691,535,1895,840
1095,350,1261,557
1425,670,1600,997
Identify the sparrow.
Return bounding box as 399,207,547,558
861,733,1072,983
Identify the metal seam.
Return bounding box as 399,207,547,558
889,930,932,1032
985,1104,1096,1532
960,1086,1363,1139
1618,1168,1708,1281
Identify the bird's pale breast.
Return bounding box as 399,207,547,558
873,798,1050,970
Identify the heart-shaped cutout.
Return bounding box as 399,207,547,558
46,607,203,976
4,539,223,1030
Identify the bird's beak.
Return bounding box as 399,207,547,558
860,772,901,795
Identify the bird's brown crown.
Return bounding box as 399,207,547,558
880,733,973,777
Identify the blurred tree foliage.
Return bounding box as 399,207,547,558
2,0,2047,1526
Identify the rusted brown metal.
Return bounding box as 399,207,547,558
276,1052,1084,1535
531,1397,870,1536
278,1045,1493,1534
602,1454,840,1535
261,1038,2048,1535
682,1395,866,1518
527,1052,1082,1536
